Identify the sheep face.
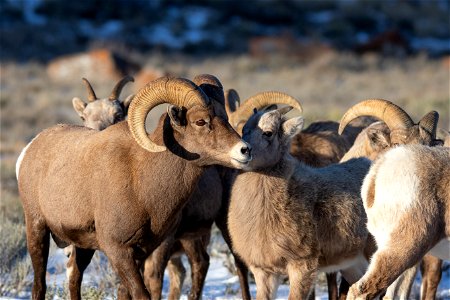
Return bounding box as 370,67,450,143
241,107,303,170
73,97,132,130
167,104,252,169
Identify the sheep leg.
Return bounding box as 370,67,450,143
384,263,418,300
167,256,186,300
103,245,150,300
287,260,318,300
338,277,350,300
143,238,175,300
181,237,210,300
67,247,95,300
250,266,280,300
326,272,338,300
347,243,428,300
420,255,442,300
25,217,50,300
215,216,251,300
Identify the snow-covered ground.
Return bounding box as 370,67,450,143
2,240,449,299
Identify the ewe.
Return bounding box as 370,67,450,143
228,107,372,299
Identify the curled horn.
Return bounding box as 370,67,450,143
82,78,97,102
109,75,135,101
338,99,414,135
128,76,210,152
192,74,225,106
225,89,240,116
230,91,303,127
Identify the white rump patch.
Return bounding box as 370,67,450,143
363,147,419,249
16,134,39,181
428,238,450,260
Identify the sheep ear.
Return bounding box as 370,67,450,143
72,97,87,117
282,116,303,139
122,94,134,113
367,127,391,150
167,105,187,128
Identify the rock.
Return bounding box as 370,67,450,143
46,48,140,83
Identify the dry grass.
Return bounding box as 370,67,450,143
0,51,448,297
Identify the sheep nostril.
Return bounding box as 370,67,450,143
241,146,251,156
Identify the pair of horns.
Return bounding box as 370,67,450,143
228,91,303,128
338,99,438,137
82,76,134,102
128,76,211,152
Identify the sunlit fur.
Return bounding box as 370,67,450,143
228,108,372,299
17,96,250,299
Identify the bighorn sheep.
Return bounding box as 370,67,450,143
16,76,252,300
227,106,373,299
142,74,246,300
338,99,443,300
72,76,134,130
346,144,450,300
64,75,135,281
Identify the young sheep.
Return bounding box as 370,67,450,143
16,76,252,300
72,76,134,130
346,145,450,300
338,99,442,300
227,107,372,299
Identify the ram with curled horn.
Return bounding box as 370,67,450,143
72,76,135,130
339,99,440,161
16,76,252,300
140,74,252,300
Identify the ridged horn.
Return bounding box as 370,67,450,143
192,74,224,105
225,89,240,115
230,91,302,127
109,75,134,100
338,99,414,135
128,76,210,152
82,78,97,102
418,111,439,137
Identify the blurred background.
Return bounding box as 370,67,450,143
1,0,449,298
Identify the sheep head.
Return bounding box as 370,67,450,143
339,99,440,148
128,76,252,168
72,76,134,130
241,106,303,170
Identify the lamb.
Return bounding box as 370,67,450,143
16,76,252,300
346,144,450,300
338,99,443,300
227,107,373,299
72,76,134,130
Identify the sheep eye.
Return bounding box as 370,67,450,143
263,131,273,137
80,116,85,121
196,119,206,126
